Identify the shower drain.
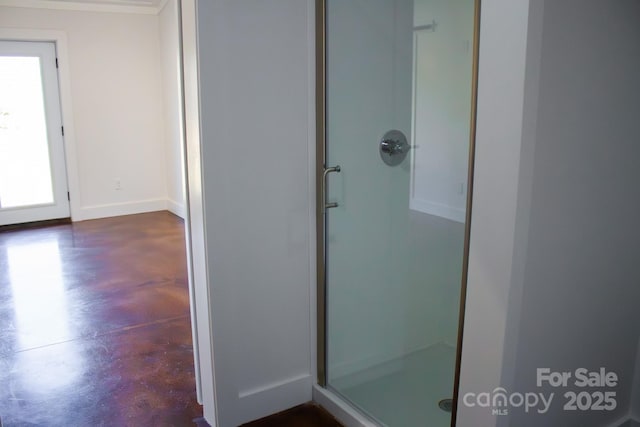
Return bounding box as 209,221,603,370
438,398,453,413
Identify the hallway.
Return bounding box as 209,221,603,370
0,212,202,426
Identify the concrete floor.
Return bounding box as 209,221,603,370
0,212,202,426
0,211,351,427
241,403,343,427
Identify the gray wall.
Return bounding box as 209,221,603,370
505,1,640,426
458,1,640,426
455,0,535,424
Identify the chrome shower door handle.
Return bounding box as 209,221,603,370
322,165,341,212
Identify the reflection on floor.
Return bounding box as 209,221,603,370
0,211,202,426
333,343,456,427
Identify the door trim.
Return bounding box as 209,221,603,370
315,0,327,387
180,0,219,423
314,2,482,426
0,29,81,222
450,1,481,425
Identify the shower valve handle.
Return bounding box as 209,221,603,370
379,130,411,166
380,139,409,155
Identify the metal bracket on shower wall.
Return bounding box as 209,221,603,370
414,20,437,32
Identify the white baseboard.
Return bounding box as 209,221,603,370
76,198,167,221
235,374,312,426
166,198,186,219
410,197,465,223
313,384,377,427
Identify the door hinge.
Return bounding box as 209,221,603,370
61,126,64,136
67,191,70,201
56,57,59,68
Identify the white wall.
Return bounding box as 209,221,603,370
505,1,640,426
456,0,537,425
193,1,313,425
459,1,640,426
0,6,169,220
159,0,185,218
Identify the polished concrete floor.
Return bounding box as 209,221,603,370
241,403,343,427
0,212,202,426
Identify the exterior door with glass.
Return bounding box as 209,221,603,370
0,41,70,226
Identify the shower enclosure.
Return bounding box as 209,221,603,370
317,0,478,425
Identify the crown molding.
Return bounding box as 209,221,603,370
158,0,169,13
0,0,162,15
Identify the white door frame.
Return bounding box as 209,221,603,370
0,29,81,222
179,0,217,424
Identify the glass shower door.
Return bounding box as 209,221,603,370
322,0,477,425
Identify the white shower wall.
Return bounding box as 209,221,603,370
411,0,475,223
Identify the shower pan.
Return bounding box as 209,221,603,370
316,0,479,425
